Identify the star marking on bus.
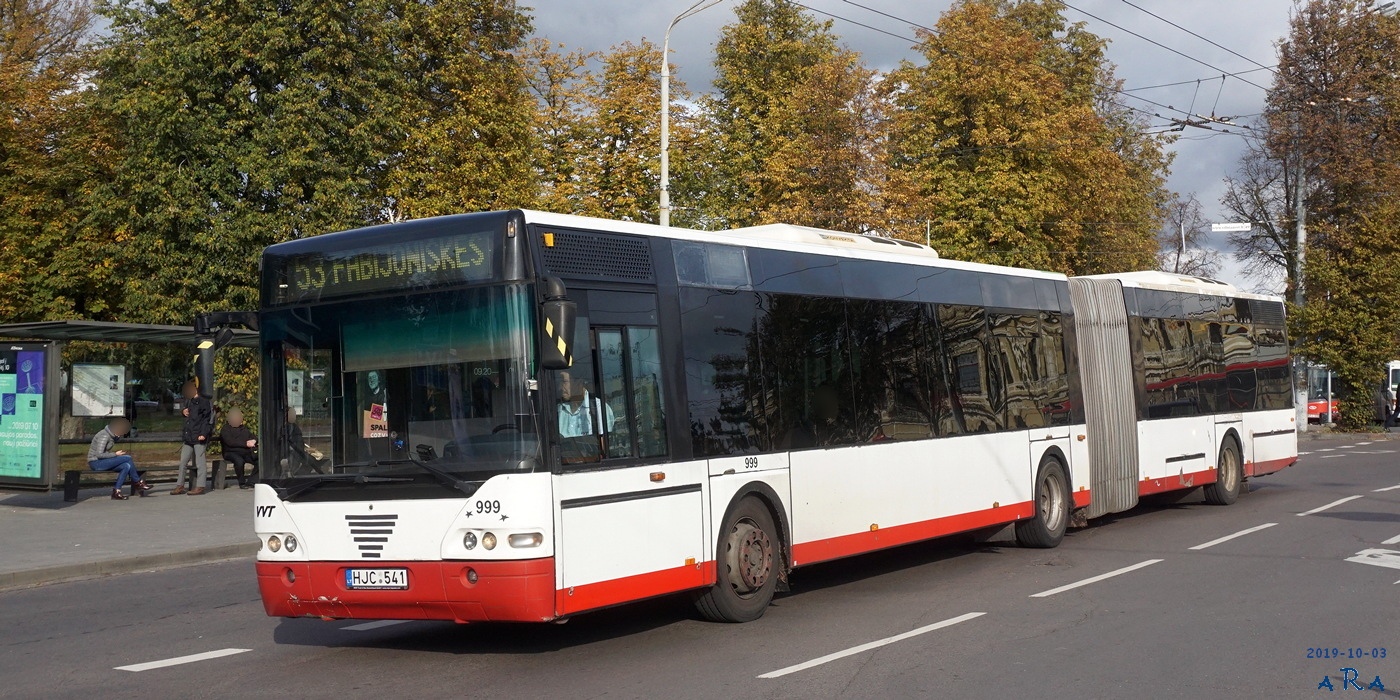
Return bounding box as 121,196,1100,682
500,514,509,522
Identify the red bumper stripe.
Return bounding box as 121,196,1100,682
1247,455,1297,478
1139,468,1216,497
257,558,556,623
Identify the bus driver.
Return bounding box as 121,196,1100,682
557,371,615,438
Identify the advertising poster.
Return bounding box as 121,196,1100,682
72,363,125,417
286,370,306,416
0,347,46,479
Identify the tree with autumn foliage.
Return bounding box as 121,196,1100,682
689,0,850,229
0,0,117,323
1264,0,1400,428
883,0,1171,274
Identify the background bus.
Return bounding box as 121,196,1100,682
250,210,1297,625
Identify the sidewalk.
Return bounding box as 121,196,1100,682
0,482,257,591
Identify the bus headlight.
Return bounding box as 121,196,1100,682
482,532,497,550
463,531,478,550
508,532,543,548
284,534,298,553
267,535,282,553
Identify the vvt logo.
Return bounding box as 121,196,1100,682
255,505,276,517
1318,669,1385,692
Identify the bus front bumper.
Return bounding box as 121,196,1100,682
256,558,556,623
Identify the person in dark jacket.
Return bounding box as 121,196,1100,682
284,406,326,474
219,408,258,489
87,417,153,500
171,380,215,495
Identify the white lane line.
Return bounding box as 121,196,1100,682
1298,452,1311,456
343,620,411,632
1339,445,1356,449
1029,560,1163,598
1383,534,1400,546
1316,448,1336,452
1374,484,1400,493
1297,495,1364,516
757,612,985,679
1356,442,1373,446
116,648,251,672
1189,523,1278,551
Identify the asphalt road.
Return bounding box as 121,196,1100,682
4,434,1399,699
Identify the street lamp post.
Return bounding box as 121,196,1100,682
661,0,726,227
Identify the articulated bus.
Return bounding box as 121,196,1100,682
252,210,1297,624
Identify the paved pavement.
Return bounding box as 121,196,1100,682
0,480,257,591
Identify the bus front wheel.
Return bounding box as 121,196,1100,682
1016,459,1069,548
1204,439,1242,506
695,497,779,623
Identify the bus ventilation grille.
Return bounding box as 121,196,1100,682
1250,299,1286,326
346,513,397,559
541,229,654,282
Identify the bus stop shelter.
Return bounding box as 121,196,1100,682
0,321,257,491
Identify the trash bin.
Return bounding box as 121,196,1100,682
63,470,81,502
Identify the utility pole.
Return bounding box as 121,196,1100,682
660,0,726,227
1292,160,1306,307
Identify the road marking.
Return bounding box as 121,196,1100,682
1188,523,1278,550
1356,442,1373,446
343,620,411,632
1339,445,1355,449
1383,534,1400,546
116,648,252,672
1345,549,1400,571
1029,559,1163,598
1298,452,1311,456
756,612,985,679
1297,495,1363,516
1316,448,1335,452
1374,484,1400,493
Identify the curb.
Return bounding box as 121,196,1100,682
0,542,259,592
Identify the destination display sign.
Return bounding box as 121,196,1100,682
272,230,497,305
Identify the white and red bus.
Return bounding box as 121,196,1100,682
251,211,1297,623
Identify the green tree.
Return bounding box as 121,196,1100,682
574,40,673,222
1264,0,1400,428
89,0,404,322
883,0,1170,273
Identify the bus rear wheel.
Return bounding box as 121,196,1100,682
695,497,779,623
1204,439,1242,506
1016,459,1069,549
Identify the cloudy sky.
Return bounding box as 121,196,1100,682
524,0,1298,290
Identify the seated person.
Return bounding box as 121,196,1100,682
219,408,259,488
87,417,152,500
283,407,326,474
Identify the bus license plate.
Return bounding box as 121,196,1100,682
345,568,408,590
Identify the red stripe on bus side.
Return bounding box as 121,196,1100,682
1247,455,1296,478
790,501,1036,566
1138,468,1216,497
556,561,715,616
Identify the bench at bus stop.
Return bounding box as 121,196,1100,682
63,459,243,502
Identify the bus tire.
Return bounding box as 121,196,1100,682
695,497,779,623
1204,439,1242,506
1015,459,1069,549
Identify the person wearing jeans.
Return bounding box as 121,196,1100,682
87,417,152,500
171,380,215,495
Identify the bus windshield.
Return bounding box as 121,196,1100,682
261,284,541,494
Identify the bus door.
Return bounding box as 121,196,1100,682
552,293,708,615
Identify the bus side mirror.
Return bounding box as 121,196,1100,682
539,278,576,371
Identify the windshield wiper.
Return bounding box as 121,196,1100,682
405,454,481,498
276,473,414,501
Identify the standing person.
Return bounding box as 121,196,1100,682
171,380,214,495
219,408,258,489
1385,383,1398,429
1389,385,1400,430
87,417,153,500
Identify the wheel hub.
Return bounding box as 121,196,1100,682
729,521,772,593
